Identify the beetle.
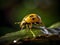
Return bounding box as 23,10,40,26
15,13,44,37
20,13,44,30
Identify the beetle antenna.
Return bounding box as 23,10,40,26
14,22,21,24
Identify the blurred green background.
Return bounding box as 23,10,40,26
0,0,60,36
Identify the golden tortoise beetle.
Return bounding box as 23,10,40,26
20,13,44,30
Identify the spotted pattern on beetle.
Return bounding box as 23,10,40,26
20,13,44,29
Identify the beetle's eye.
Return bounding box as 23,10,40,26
30,15,33,17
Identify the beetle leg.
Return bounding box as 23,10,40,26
20,25,24,30
29,23,36,38
26,24,29,31
29,23,32,29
